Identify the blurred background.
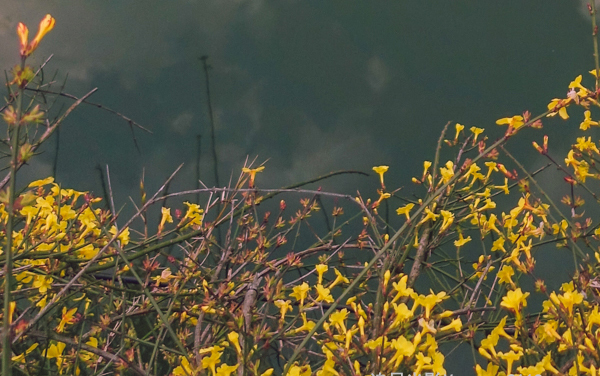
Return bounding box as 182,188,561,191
1,1,595,203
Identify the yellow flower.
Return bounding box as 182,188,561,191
454,232,471,247
500,288,529,313
498,350,523,375
158,207,173,234
372,165,389,188
315,264,328,284
496,115,525,129
547,99,569,120
555,290,584,315
315,284,334,303
290,313,315,334
109,226,130,246
43,341,66,368
329,309,349,334
274,300,292,322
216,364,238,376
12,343,38,363
373,190,391,208
17,22,28,57
575,136,599,153
580,110,599,130
422,161,432,178
56,306,77,333
173,356,195,376
290,282,310,306
569,74,585,90
391,274,414,302
227,332,242,355
21,104,45,124
497,265,514,286
470,126,484,142
32,275,53,294
418,207,439,226
200,346,223,375
439,210,454,232
286,364,311,376
396,203,415,220
28,177,54,187
77,244,98,260
182,201,204,227
454,123,465,140
439,161,455,184
413,290,447,318
18,14,56,58
475,363,500,376
329,268,349,288
440,318,462,332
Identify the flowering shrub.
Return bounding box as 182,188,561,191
6,9,600,376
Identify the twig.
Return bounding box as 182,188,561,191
22,87,152,133
0,88,98,191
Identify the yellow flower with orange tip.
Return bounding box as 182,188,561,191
242,165,265,187
2,106,17,126
373,190,391,209
18,14,56,58
17,22,28,56
372,165,389,188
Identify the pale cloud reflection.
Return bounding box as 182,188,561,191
366,55,390,93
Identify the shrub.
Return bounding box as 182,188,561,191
4,10,600,376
